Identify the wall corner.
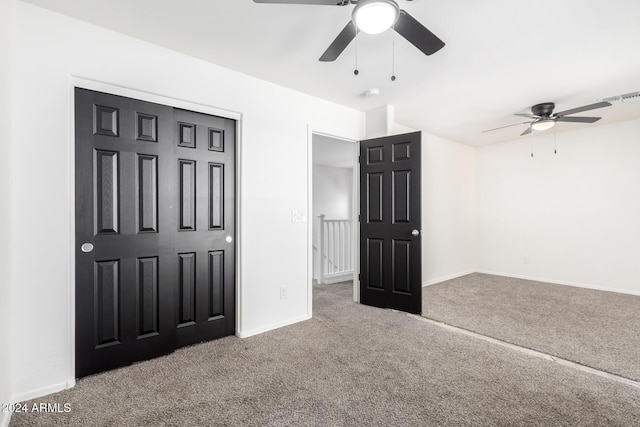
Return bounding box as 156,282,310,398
0,0,16,416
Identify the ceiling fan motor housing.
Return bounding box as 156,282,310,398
531,102,555,117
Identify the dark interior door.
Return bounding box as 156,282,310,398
75,88,235,378
359,132,422,314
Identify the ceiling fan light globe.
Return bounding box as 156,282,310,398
353,1,399,35
531,119,556,132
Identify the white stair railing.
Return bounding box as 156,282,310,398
317,214,354,284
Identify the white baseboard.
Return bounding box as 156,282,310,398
476,270,640,297
0,411,11,427
237,314,311,339
321,272,354,285
12,380,72,405
423,270,474,287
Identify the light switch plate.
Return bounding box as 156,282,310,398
291,210,306,223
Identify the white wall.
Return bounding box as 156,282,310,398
365,105,392,138
421,132,476,285
0,0,16,425
312,165,353,221
365,105,417,139
12,2,364,402
476,119,640,295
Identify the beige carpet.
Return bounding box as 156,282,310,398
423,273,640,382
11,282,640,426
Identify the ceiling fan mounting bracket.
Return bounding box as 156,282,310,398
531,102,555,117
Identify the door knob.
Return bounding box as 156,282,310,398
81,243,94,253
411,230,420,237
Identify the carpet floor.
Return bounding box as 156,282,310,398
423,273,640,382
11,282,640,426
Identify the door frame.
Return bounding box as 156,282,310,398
68,76,243,385
306,126,360,317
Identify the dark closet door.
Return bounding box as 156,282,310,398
359,132,422,314
172,108,236,348
75,88,236,378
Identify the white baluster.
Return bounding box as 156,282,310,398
339,221,344,272
317,217,355,284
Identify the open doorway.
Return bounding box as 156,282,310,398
310,133,359,305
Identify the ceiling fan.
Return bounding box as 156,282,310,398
253,0,445,62
483,101,612,136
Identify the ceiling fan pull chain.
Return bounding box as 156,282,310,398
554,130,557,154
391,25,396,81
354,30,359,76
530,130,534,158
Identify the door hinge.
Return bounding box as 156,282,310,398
358,214,360,222
358,273,361,281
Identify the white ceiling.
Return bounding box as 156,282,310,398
22,0,640,146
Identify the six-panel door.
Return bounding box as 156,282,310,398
359,132,422,314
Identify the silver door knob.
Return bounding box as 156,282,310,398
81,243,94,253
411,230,420,237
